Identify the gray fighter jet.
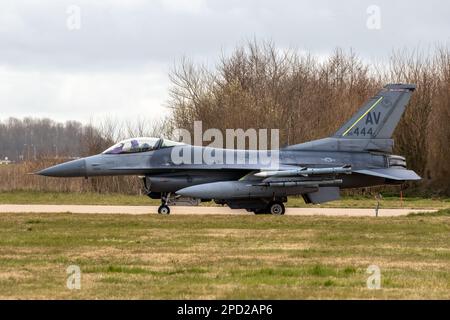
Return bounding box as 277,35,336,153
37,84,420,215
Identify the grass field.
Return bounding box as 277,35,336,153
1,190,450,209
0,210,449,299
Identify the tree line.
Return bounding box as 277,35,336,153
0,118,89,161
0,117,165,194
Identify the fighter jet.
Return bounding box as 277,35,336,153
37,84,421,215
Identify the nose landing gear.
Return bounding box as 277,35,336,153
158,193,171,214
158,205,170,214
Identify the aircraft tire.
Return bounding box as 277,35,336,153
158,205,170,215
268,202,285,215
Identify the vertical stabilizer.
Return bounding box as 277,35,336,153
334,84,416,139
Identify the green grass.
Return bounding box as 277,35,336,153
0,211,448,299
0,191,157,206
408,208,450,217
301,195,450,209
1,190,449,209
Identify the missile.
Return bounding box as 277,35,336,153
256,179,343,187
255,165,352,178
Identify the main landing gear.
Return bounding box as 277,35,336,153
268,201,285,215
158,193,171,215
253,201,286,215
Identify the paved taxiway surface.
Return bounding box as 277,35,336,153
0,205,436,216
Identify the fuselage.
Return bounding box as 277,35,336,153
37,144,391,191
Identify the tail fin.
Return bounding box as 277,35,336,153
334,84,416,139
285,84,416,153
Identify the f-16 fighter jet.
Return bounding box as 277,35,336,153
37,84,420,215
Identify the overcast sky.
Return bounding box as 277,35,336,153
1,0,449,123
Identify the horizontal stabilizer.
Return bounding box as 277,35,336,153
355,168,421,181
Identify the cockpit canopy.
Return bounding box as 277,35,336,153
102,137,184,155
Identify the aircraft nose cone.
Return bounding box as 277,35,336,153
36,159,87,177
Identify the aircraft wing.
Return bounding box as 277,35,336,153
354,168,421,181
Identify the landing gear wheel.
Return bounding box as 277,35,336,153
158,205,170,215
268,202,285,215
158,192,171,214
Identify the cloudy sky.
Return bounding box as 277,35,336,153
1,0,449,123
